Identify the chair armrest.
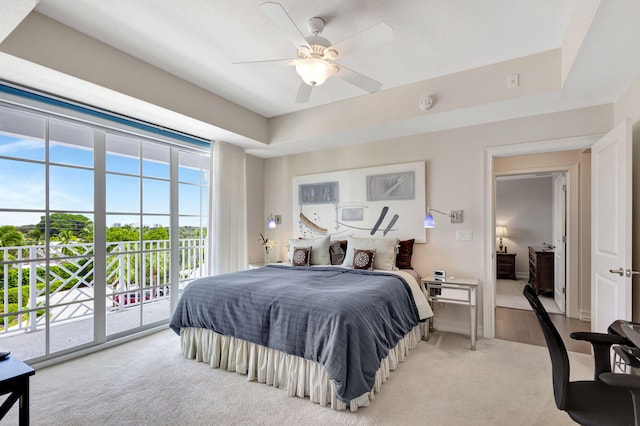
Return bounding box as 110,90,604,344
570,332,627,380
570,332,627,345
600,372,640,390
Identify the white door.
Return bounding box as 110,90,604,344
552,173,566,313
591,119,632,333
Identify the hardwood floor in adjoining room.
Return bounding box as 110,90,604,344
496,306,591,354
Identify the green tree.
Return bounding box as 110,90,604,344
143,227,169,241
0,226,25,248
36,213,92,239
56,230,78,244
106,226,139,243
79,223,94,243
179,226,207,239
26,228,43,244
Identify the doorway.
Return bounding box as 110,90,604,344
494,172,565,315
482,135,602,339
492,166,593,349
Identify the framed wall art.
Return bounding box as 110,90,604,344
292,161,426,242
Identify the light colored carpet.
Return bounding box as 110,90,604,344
496,279,562,314
5,328,593,426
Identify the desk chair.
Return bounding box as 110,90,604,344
523,284,640,425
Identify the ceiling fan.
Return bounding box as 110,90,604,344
237,2,393,103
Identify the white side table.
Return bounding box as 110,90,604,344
422,276,479,350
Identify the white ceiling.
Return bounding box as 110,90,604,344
34,0,579,117
2,1,640,157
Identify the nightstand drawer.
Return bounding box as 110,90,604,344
496,253,516,280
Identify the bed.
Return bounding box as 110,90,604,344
169,237,432,411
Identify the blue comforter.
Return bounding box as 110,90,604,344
169,265,420,402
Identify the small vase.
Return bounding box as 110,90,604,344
264,249,270,264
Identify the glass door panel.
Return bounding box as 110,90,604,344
0,110,96,361
0,103,209,361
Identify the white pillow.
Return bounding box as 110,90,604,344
288,235,331,265
341,236,399,270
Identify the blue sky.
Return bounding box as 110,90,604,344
0,134,207,228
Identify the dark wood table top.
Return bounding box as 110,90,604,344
0,356,34,384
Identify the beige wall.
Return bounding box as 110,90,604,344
246,154,266,264
260,105,612,335
615,74,640,125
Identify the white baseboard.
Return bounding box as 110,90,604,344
579,309,591,322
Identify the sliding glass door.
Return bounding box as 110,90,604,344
0,103,209,362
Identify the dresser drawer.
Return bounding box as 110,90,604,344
528,246,554,294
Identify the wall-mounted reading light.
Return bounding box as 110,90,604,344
267,214,282,230
423,207,463,228
267,216,276,230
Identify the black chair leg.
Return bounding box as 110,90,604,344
630,389,640,426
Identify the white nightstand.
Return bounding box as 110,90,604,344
422,275,479,350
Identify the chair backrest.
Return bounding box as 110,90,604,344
523,284,570,410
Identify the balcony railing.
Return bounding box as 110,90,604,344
0,238,207,334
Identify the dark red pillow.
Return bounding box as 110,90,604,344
396,239,415,269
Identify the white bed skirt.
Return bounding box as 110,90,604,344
180,324,423,411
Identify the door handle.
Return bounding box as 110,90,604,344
608,268,640,277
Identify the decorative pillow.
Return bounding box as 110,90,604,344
288,235,331,265
396,239,415,269
329,240,347,265
352,249,376,270
292,246,312,267
341,236,399,270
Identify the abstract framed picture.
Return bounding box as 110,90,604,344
367,171,415,201
292,161,426,242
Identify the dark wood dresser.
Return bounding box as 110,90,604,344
496,253,516,280
528,246,554,294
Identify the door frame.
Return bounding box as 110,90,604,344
552,172,567,313
483,134,603,338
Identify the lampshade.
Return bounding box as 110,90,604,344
267,216,277,230
423,213,435,228
295,58,335,86
424,206,462,228
496,226,508,238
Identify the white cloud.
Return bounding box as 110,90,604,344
0,138,44,157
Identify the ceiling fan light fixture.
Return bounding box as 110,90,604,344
295,58,335,86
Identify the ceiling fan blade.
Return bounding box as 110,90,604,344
260,2,310,50
329,22,393,57
334,64,383,93
233,58,297,67
295,81,312,103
